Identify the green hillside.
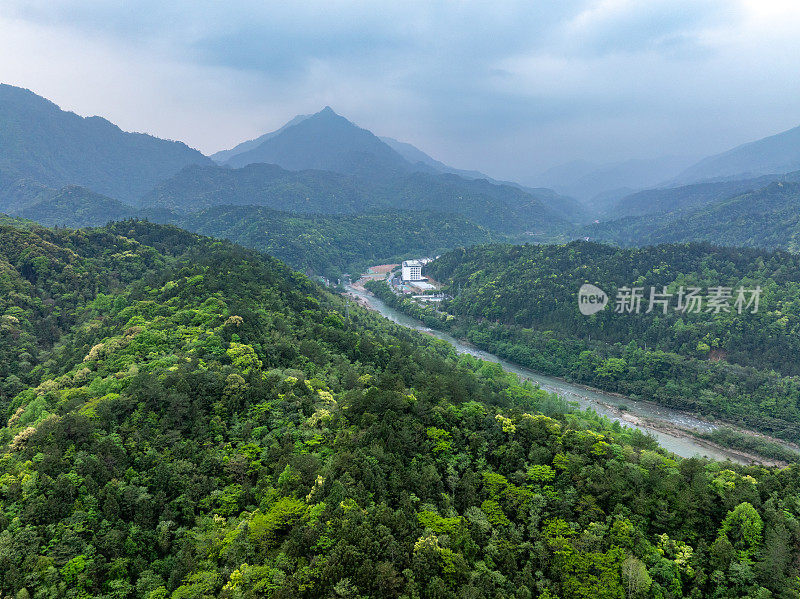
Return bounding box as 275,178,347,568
141,163,569,236
1,221,799,598
589,181,800,251
381,242,800,442
18,186,136,228
139,163,365,213
12,183,498,278
169,206,497,278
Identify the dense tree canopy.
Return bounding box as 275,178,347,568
587,181,800,252
370,242,800,442
2,222,800,598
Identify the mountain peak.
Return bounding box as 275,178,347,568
312,106,344,122
220,106,413,176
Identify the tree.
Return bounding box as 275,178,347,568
622,556,652,599
720,502,763,557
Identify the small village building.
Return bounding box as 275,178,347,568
401,260,424,281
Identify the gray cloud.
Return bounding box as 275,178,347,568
2,1,799,181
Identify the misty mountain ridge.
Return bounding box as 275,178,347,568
609,171,800,219
9,83,800,250
378,136,588,222
378,136,490,179
0,84,212,207
216,110,518,185
673,123,800,185
550,120,800,219
532,155,697,205
139,161,572,236
585,177,800,252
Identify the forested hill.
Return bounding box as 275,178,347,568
2,221,800,597
423,242,800,440
140,162,571,236
170,205,497,278
10,188,498,279
592,181,800,251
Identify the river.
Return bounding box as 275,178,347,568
345,281,773,464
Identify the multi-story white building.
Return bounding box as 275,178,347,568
401,260,423,281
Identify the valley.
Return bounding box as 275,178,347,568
3,76,800,597
348,272,799,466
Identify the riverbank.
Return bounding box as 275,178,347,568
590,397,789,467
346,276,797,466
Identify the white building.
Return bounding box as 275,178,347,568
401,260,424,281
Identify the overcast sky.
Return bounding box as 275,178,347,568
2,0,800,182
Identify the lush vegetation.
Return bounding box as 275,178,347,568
19,186,136,228
3,221,800,597
11,185,498,280
368,242,800,442
142,163,569,237
588,181,800,252
170,206,497,280
13,197,497,280
694,429,800,464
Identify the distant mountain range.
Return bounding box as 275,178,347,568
0,84,211,208
0,86,582,235
536,122,800,216
7,82,800,258
580,124,800,248
211,106,585,224
671,124,800,185
586,177,800,252
532,156,697,205
609,171,800,219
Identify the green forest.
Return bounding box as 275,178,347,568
586,182,800,252
169,206,497,280
367,242,800,443
3,221,800,598
11,185,497,280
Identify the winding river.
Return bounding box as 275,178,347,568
346,282,774,464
